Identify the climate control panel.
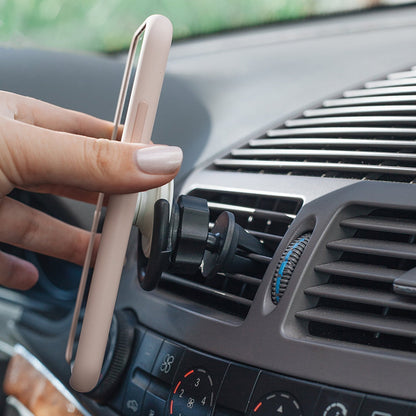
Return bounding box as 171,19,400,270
107,319,416,416
170,368,214,416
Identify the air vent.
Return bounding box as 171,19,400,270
297,207,416,353
214,66,416,183
159,188,302,319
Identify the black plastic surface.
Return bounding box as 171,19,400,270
358,395,411,416
214,407,243,416
134,332,164,373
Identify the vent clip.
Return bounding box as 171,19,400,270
137,195,271,290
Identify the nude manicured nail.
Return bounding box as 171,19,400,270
135,146,183,175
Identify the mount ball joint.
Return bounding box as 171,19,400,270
137,195,271,291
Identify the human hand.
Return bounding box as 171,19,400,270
0,91,182,290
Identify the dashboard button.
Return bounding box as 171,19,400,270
216,364,259,413
122,370,150,415
251,372,321,415
147,379,170,401
135,331,164,373
214,406,244,416
151,340,185,384
313,387,364,416
142,389,167,416
358,395,411,416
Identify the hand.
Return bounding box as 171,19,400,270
0,91,182,290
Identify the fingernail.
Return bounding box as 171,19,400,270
135,146,183,175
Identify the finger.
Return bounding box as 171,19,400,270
19,184,109,205
0,118,182,197
0,250,39,290
0,197,99,266
0,91,122,139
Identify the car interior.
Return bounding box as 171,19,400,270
1,3,416,416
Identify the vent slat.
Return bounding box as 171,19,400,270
162,273,253,307
305,284,416,311
208,201,295,222
245,252,273,264
215,159,416,176
214,65,416,182
365,78,416,88
249,138,416,149
267,127,416,138
285,116,416,128
314,261,402,283
323,95,416,107
341,216,416,235
327,238,416,260
222,273,262,286
344,86,416,97
388,70,416,80
304,105,416,118
231,148,416,162
246,230,283,244
296,307,416,338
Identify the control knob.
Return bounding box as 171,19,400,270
250,391,303,416
271,233,311,304
85,310,135,401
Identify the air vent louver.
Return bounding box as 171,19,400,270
159,189,302,319
297,207,416,353
214,66,416,183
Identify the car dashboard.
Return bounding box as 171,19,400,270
1,5,416,416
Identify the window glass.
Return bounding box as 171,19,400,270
0,0,414,52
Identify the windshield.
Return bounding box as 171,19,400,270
0,0,414,53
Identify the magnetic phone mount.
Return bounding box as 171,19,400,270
138,195,272,291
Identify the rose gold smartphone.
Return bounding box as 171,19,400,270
66,15,173,392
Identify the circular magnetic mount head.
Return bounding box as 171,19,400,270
271,233,311,305
133,180,174,258
201,211,239,279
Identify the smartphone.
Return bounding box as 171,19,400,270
67,15,173,392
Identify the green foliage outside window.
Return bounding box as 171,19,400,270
0,0,407,52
